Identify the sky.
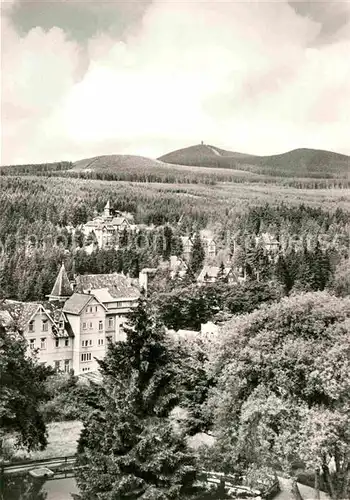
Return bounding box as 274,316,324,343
1,0,349,165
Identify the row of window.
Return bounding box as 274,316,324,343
30,336,112,350
29,338,70,349
81,339,105,347
81,353,92,362
30,317,119,334
86,306,98,314
82,320,104,331
29,319,48,333
29,319,64,333
54,359,70,372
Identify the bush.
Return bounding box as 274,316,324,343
40,372,90,422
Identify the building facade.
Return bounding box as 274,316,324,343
82,201,134,249
181,234,217,262
0,264,140,375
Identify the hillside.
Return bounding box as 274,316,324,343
159,144,350,179
71,155,164,172
1,145,349,188
67,153,264,184
159,144,255,166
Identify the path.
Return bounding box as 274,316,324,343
2,456,76,477
275,477,330,500
204,145,222,156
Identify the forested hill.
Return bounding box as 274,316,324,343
1,144,349,186
159,144,350,179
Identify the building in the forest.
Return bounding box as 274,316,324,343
181,233,217,262
255,232,280,255
197,265,247,285
0,264,140,375
82,201,134,249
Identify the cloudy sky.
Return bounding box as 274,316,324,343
1,0,349,164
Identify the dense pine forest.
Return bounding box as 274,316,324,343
1,160,350,500
0,173,349,306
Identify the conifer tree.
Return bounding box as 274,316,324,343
75,296,198,500
163,225,173,261
187,233,205,279
217,262,226,282
310,241,331,291
119,227,129,248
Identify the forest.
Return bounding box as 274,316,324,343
1,155,350,189
1,165,350,499
0,173,350,304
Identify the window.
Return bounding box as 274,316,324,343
59,321,64,329
85,308,89,314
98,338,104,346
40,338,46,350
54,360,60,370
64,339,69,347
95,306,98,312
82,340,88,347
89,339,93,346
29,339,35,349
42,320,48,332
55,339,60,348
89,322,93,329
81,353,92,362
28,321,35,332
64,360,70,373
82,322,87,330
108,317,114,328
99,320,103,331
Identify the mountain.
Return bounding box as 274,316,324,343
69,152,260,184
158,144,350,179
71,154,165,172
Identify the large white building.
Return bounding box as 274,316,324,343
0,264,140,374
82,201,134,248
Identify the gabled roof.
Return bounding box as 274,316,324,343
84,216,128,230
0,300,41,330
181,236,193,246
63,293,103,315
197,266,232,282
0,300,61,331
48,263,73,299
111,217,129,226
74,273,140,301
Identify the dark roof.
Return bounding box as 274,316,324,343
197,266,232,281
63,293,94,315
0,300,41,330
75,273,140,300
48,264,73,299
84,216,129,230
0,300,62,331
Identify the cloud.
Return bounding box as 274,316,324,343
1,0,350,164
